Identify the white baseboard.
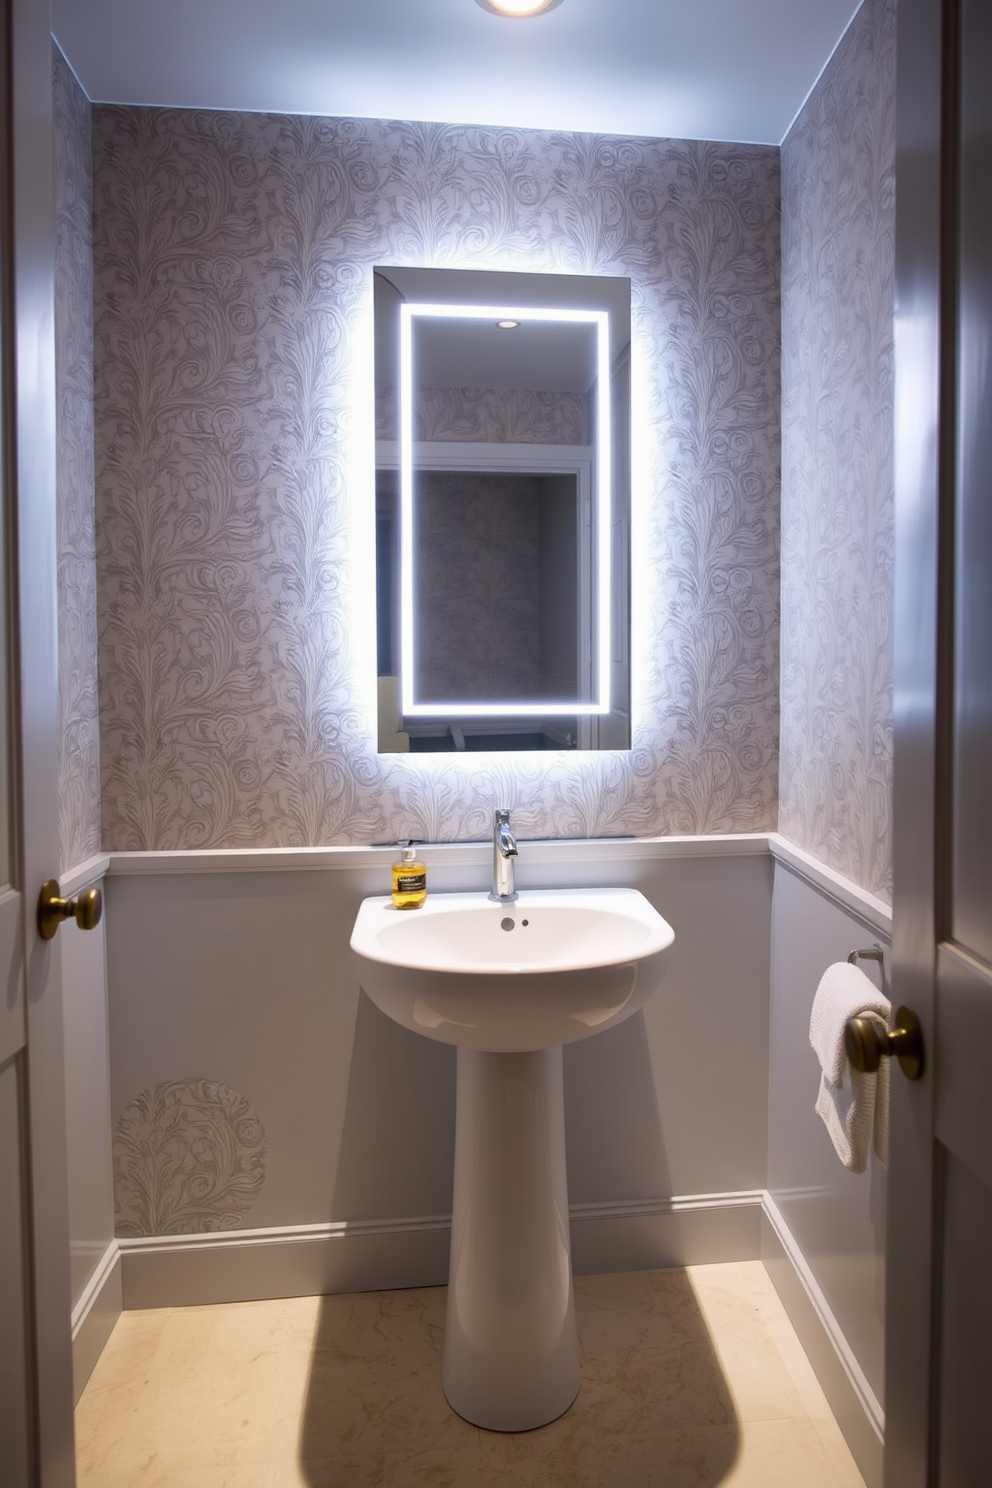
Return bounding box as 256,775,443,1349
118,1191,765,1311
71,1240,122,1402
571,1190,763,1274
761,1192,884,1488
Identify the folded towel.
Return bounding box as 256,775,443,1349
809,963,891,1174
874,1046,890,1167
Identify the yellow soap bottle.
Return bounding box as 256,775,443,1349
391,844,427,909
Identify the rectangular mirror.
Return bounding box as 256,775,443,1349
374,265,630,753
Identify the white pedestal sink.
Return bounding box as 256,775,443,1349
350,887,675,1432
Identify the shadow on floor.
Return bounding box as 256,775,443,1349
298,1270,741,1486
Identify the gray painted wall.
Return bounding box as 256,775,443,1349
62,916,115,1306
767,861,888,1402
105,845,771,1237
765,856,888,1488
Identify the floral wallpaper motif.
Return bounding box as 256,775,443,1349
92,112,781,849
779,0,896,901
54,48,101,873
113,1077,267,1236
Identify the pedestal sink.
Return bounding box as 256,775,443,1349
350,887,675,1432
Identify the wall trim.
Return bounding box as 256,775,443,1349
102,831,893,923
761,1191,884,1442
768,834,892,936
104,833,772,877
60,852,110,896
116,1190,765,1310
70,1237,121,1336
70,1240,122,1402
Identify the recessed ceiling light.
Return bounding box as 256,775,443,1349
496,319,520,329
475,0,564,17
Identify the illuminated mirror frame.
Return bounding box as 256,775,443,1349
399,302,612,718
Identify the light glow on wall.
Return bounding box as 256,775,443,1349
398,301,612,720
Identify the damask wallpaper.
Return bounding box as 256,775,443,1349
54,49,102,873
779,0,896,901
376,385,588,444
91,111,782,849
113,1077,267,1236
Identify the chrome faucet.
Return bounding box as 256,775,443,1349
489,808,518,903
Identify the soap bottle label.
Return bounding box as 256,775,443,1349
395,872,426,894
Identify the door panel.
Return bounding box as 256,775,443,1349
951,0,992,966
934,948,992,1191
0,890,25,1066
0,1060,31,1487
888,0,992,1483
936,1152,992,1488
0,0,76,1482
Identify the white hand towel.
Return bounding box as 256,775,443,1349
809,963,891,1174
874,1042,890,1167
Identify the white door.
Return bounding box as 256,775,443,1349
0,0,76,1483
886,0,992,1483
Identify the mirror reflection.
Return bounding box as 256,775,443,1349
374,265,630,753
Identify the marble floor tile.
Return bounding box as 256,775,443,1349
75,1264,866,1488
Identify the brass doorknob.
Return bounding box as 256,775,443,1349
844,1005,924,1082
37,880,103,941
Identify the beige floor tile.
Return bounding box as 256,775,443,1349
809,1412,874,1488
574,1268,702,1356
478,1417,864,1488
76,1264,866,1488
477,1416,742,1487
684,1267,811,1423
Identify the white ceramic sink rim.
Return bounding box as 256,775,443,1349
350,886,675,1051
350,887,674,977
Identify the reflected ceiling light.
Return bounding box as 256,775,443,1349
475,0,564,16
496,319,520,329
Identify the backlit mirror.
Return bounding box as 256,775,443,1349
374,266,630,752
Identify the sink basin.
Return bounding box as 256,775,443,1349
350,887,675,1052
349,883,675,1433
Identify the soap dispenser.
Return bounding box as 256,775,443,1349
391,844,427,909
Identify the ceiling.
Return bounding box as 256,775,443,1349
52,0,863,147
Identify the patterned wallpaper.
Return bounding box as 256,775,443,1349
779,0,896,901
91,111,781,850
113,1077,267,1236
54,49,102,873
377,385,588,444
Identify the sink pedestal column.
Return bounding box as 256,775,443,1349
443,1045,580,1432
